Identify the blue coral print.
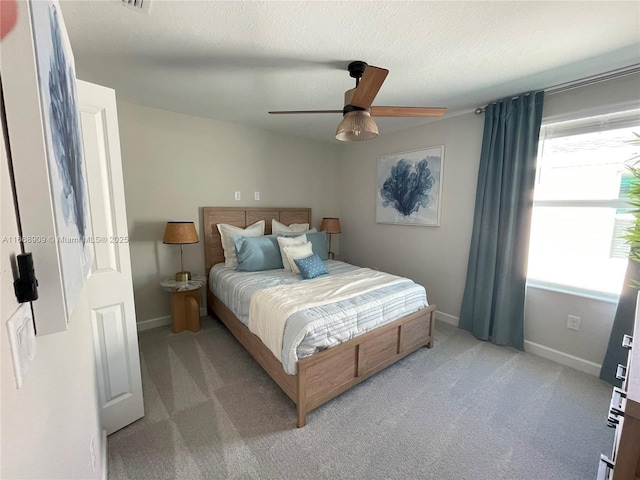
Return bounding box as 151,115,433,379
380,157,436,216
47,5,88,245
30,0,93,317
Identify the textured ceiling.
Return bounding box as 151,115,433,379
59,1,640,144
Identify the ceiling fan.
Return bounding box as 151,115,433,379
269,61,447,141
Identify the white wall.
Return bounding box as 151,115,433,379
1,113,102,478
115,101,340,324
338,112,484,319
524,287,615,373
338,72,640,373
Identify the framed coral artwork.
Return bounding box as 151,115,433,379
31,0,93,319
376,146,444,226
3,0,91,332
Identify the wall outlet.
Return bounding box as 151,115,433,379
234,191,241,201
567,315,581,331
254,192,260,201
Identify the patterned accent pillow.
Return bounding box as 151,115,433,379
294,254,328,280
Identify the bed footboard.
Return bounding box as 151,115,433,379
295,304,435,427
209,288,436,428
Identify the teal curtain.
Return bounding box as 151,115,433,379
600,258,639,386
459,91,545,350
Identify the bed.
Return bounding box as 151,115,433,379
203,206,436,427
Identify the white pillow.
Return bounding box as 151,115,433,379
282,242,313,274
276,234,307,271
217,220,265,268
272,219,310,235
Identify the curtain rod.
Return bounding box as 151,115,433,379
474,64,640,115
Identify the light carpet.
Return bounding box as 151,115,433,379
108,317,614,480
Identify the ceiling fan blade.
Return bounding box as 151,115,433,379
350,66,389,109
269,110,343,114
370,106,447,117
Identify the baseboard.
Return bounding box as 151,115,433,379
136,308,208,332
432,311,600,376
136,315,171,332
137,308,600,375
524,340,601,376
101,429,107,480
435,310,459,326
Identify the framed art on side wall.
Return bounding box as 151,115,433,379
31,0,93,319
376,146,444,226
2,0,91,332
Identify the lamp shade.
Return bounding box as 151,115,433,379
163,222,199,244
320,217,342,234
335,111,379,142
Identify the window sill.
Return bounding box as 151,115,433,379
525,279,620,304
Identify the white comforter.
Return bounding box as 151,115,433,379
248,268,407,362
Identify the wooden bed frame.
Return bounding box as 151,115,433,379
203,206,436,427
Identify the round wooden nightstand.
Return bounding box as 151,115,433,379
160,275,206,333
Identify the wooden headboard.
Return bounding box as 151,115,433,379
202,207,312,273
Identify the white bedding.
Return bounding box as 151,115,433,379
248,268,408,362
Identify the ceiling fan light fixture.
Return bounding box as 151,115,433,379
335,110,378,142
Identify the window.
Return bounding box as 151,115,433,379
527,109,640,297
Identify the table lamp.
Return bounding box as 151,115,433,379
320,217,342,259
163,221,199,281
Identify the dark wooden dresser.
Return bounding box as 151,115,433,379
598,295,640,479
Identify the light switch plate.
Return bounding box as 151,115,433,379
6,303,36,388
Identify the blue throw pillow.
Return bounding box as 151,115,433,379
305,231,329,261
294,254,328,280
280,231,329,260
234,235,284,271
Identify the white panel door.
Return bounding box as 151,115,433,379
77,80,144,435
